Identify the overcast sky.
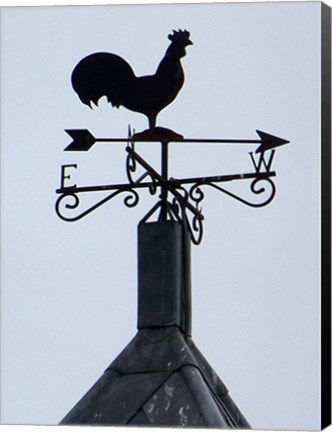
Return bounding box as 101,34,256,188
0,1,327,430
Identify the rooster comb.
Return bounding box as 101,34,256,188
168,29,191,42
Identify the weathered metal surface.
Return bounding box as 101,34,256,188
142,371,204,426
189,341,229,397
218,393,251,429
106,327,202,374
60,324,250,427
181,365,231,427
188,343,251,428
138,221,191,334
60,369,120,424
60,370,171,425
128,408,149,424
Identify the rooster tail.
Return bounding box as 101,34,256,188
71,52,135,109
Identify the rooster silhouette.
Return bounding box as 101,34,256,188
71,30,192,138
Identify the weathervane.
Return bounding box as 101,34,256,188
55,29,289,244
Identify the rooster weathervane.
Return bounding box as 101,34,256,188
72,29,192,139
56,29,289,244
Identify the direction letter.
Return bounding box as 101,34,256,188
249,150,275,173
60,164,77,189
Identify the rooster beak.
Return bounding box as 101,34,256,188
187,39,193,46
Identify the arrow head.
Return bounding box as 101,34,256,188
255,130,289,153
64,129,96,151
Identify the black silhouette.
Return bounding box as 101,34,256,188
71,30,193,137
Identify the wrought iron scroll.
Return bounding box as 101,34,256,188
55,188,140,222
56,130,285,244
126,136,158,196
189,175,276,210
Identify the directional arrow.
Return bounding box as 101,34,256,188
255,130,290,153
64,129,289,152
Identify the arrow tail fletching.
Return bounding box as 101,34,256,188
64,129,96,151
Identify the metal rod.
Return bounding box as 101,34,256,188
127,146,202,219
95,138,262,144
160,141,169,221
56,171,276,195
56,181,155,195
170,170,276,186
126,146,165,183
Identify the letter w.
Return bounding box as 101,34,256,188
249,150,275,173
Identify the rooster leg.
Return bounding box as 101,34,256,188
148,115,156,132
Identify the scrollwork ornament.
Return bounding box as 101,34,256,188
191,212,204,245
189,184,205,210
55,192,81,222
125,150,157,196
147,175,158,196
55,188,141,223
190,175,276,209
170,192,204,245
124,190,140,208
169,196,182,222
249,177,276,206
126,151,137,185
181,208,203,245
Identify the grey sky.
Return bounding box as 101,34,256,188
0,1,324,429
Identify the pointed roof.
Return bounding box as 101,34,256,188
60,327,250,427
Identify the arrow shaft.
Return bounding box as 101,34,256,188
94,137,262,144
172,139,261,144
